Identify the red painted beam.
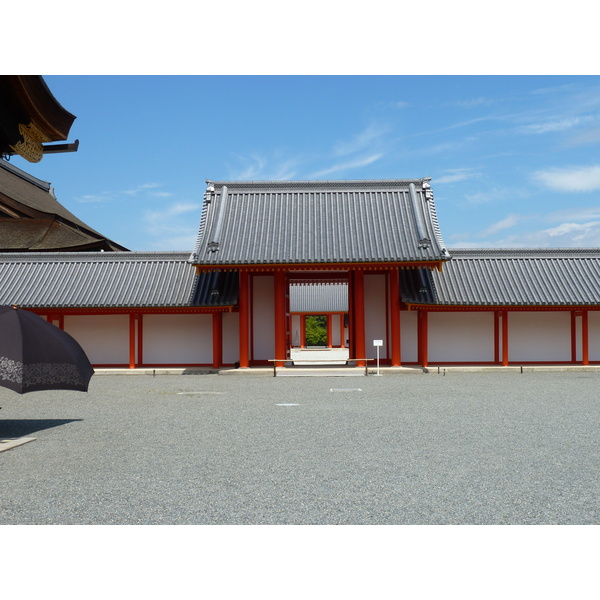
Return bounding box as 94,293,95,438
582,310,589,366
418,310,428,367
238,271,250,368
129,313,136,369
501,310,509,366
212,312,223,369
353,269,366,367
389,269,401,366
274,271,287,367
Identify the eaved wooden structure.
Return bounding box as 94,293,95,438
189,179,450,368
4,76,600,370
4,177,600,369
0,76,127,252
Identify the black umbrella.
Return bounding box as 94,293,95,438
0,306,94,394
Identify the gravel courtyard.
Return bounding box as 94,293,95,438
1,371,599,525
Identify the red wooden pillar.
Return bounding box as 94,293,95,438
212,312,223,369
327,314,333,348
389,269,401,366
300,315,306,348
494,311,500,364
501,310,509,366
274,270,287,367
418,309,428,367
129,313,136,369
571,311,578,363
582,310,589,366
353,269,366,367
138,314,144,367
239,271,250,368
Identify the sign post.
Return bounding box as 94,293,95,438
373,340,383,376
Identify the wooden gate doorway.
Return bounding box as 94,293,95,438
288,276,349,365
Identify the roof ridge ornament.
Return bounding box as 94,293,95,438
208,185,228,253
408,183,431,249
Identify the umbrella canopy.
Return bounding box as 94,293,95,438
0,306,94,394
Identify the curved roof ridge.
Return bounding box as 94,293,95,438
448,247,600,258
0,250,192,263
0,159,53,193
205,178,430,190
192,178,448,266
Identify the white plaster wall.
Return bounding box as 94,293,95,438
400,310,418,363
291,314,301,347
508,311,571,362
252,275,275,360
143,314,212,364
574,314,582,362
64,314,129,365
364,274,387,359
428,312,495,363
222,312,239,364
331,314,342,347
587,311,600,361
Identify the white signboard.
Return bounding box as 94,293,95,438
373,340,383,347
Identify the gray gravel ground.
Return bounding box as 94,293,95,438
1,371,599,524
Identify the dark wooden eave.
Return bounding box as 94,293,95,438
0,76,76,162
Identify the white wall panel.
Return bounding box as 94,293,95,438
291,314,301,347
364,274,387,359
64,314,129,365
143,314,212,364
222,312,239,364
252,275,274,360
508,311,571,362
587,311,600,361
400,310,418,363
428,312,495,363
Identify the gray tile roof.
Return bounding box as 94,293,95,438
0,160,129,251
190,270,239,306
190,179,450,267
0,252,235,309
290,283,348,313
402,248,600,307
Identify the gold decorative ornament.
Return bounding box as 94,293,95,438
9,121,52,163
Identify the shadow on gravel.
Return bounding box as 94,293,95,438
0,419,82,438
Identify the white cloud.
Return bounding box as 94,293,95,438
144,202,197,223
435,168,478,184
227,153,298,181
142,202,200,250
332,122,390,157
546,206,600,223
452,97,494,109
518,116,593,134
77,191,114,203
532,164,600,192
463,187,510,205
468,221,600,248
147,232,198,251
308,153,383,178
479,214,526,236
566,126,600,148
124,183,161,195
544,221,600,241
76,182,167,203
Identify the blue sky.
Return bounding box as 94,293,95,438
9,75,600,252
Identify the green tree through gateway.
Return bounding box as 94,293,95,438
305,315,327,346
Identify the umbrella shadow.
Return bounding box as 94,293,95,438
0,419,82,439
